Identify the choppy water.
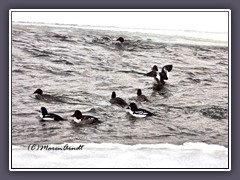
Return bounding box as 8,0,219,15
11,23,229,147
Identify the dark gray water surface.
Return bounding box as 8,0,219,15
11,24,229,147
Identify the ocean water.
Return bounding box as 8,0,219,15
10,22,229,169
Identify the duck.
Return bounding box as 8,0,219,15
153,64,173,86
126,102,154,118
71,110,101,124
33,88,65,102
40,107,64,121
109,91,128,108
144,65,158,77
33,88,52,100
116,37,124,43
136,89,150,102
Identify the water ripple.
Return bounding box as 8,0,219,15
11,23,229,147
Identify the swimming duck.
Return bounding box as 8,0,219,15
71,110,101,124
127,102,154,118
136,89,150,102
110,91,128,108
40,107,64,121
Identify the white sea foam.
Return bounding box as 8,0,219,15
11,142,229,170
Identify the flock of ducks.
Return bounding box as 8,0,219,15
34,37,173,125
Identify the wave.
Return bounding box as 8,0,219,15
12,21,228,46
